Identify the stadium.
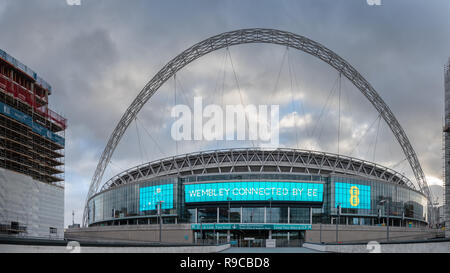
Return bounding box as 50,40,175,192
68,29,437,247
84,148,428,247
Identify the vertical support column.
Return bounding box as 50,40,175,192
31,82,34,112
287,207,290,224
309,207,312,224
240,207,243,223
319,223,322,243
45,86,49,107
264,206,267,223
217,207,219,223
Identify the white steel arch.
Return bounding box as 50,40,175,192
83,28,432,226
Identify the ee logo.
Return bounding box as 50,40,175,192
349,186,360,207
66,0,81,6
367,0,381,5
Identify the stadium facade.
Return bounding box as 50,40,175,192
86,148,428,246
0,49,66,239
78,29,435,246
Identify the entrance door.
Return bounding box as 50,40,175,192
231,230,269,247
229,230,306,247
288,230,305,247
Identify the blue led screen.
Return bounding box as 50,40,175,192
139,184,174,211
334,182,371,209
184,181,323,203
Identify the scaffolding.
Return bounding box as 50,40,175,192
445,58,450,238
0,52,65,187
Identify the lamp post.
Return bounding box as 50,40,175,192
156,200,164,243
379,199,390,241
268,197,273,223
377,207,381,225
226,197,232,244
319,222,322,244
401,204,405,228
214,223,216,245
336,203,341,243
199,215,205,244
227,197,232,223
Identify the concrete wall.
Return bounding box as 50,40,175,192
0,243,230,253
65,224,194,243
65,223,441,245
305,224,440,243
304,240,450,253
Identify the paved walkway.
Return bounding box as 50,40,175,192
220,247,323,253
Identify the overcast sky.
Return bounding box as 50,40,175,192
0,0,449,226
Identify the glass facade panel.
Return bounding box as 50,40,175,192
212,207,241,223
87,177,177,225
329,175,427,223
242,207,264,223
312,208,325,224
88,173,428,227
266,207,288,223
198,207,217,223
187,208,196,223
230,207,241,223
289,207,310,224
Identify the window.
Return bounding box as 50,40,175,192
242,207,264,223
290,207,310,224
219,207,240,223
266,207,288,223
198,207,218,223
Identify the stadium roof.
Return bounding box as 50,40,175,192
99,147,416,193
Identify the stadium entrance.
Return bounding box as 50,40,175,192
193,225,306,247
231,230,269,247
230,230,305,247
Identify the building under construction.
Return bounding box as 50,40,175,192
0,49,66,239
445,59,450,238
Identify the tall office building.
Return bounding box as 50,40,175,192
0,49,66,239
444,58,450,238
